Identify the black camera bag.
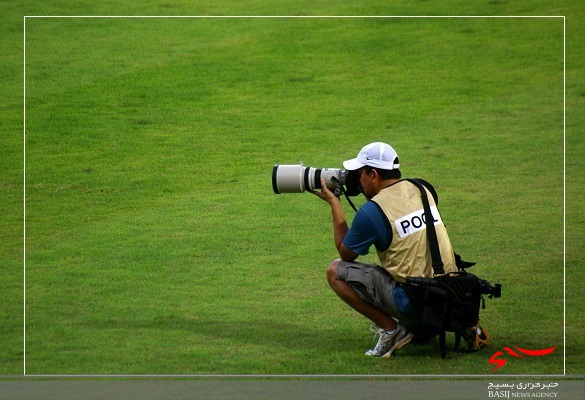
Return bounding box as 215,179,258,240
411,270,489,357
404,179,496,358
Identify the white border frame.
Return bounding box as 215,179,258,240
23,15,567,377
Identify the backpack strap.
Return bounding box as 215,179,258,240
404,178,448,358
405,179,445,276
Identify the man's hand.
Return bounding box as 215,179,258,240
311,179,340,204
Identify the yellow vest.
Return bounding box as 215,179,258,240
371,180,456,283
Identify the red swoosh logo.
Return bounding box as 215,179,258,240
515,346,556,356
489,346,556,371
489,351,506,371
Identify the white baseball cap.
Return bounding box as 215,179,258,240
343,142,400,171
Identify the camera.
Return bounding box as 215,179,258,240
272,163,362,197
478,278,502,299
406,276,502,300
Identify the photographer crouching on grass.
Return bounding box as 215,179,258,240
312,142,458,358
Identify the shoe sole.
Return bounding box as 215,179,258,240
381,333,414,358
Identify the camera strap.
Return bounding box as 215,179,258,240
342,188,358,213
405,178,445,276
332,176,359,213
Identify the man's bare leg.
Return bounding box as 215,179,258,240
326,259,397,332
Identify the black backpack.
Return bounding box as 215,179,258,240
404,179,501,358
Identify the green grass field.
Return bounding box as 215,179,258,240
1,1,584,378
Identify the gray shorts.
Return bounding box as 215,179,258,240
336,260,414,322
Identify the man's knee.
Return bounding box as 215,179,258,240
326,259,341,284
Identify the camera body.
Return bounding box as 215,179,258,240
406,276,502,300
272,163,362,197
478,278,502,299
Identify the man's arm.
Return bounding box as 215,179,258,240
328,197,359,262
313,179,358,262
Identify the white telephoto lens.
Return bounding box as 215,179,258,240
272,164,307,194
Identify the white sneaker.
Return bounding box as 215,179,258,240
365,324,414,358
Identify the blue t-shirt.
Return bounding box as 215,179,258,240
342,201,392,255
